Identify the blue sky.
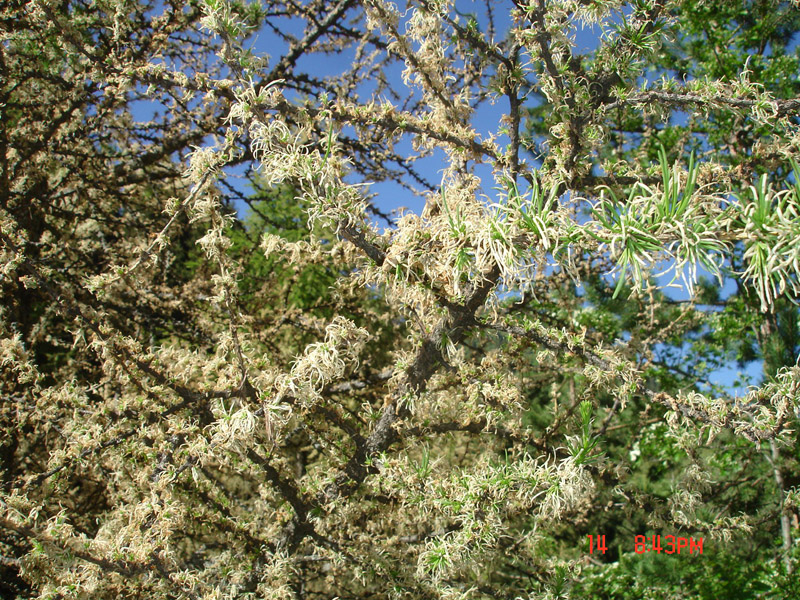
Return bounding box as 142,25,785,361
249,0,770,395
131,0,784,396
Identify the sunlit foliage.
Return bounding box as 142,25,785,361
2,1,799,598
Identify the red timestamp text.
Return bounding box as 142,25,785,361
586,534,704,555
635,534,703,555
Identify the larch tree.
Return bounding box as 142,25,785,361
1,1,800,599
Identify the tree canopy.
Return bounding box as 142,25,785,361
2,0,800,598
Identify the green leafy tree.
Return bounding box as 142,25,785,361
525,2,800,596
